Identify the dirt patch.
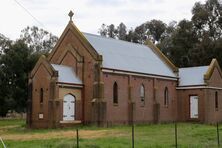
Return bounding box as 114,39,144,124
0,125,20,134
1,130,119,141
0,125,20,130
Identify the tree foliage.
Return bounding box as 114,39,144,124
98,0,222,67
0,26,57,116
20,26,58,53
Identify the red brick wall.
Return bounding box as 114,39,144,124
177,89,205,122
31,64,52,128
103,72,177,124
155,79,177,122
131,76,154,123
205,67,222,123
60,52,77,72
49,30,96,123
103,73,129,124
177,67,222,124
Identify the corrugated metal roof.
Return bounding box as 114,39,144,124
179,66,209,86
51,64,82,84
83,33,176,78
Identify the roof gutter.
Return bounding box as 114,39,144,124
102,67,178,81
176,86,222,90
57,82,83,88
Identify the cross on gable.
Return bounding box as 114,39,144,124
68,10,74,22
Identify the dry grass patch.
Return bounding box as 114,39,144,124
1,129,124,141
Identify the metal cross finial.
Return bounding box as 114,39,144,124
68,10,74,21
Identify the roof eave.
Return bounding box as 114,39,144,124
144,40,178,73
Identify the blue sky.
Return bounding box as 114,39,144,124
0,0,206,40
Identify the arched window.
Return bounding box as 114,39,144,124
113,82,118,104
164,87,169,107
215,91,218,110
140,84,145,103
40,88,43,103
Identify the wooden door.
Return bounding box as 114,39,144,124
63,94,75,121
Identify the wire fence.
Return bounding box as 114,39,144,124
1,121,221,147
73,122,221,148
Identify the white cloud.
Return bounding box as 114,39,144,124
0,0,206,40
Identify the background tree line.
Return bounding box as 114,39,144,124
0,27,58,116
99,0,222,68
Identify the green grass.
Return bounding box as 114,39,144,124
0,119,25,127
0,119,222,147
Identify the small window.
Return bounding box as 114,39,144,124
113,82,118,104
40,88,43,103
164,87,169,107
215,91,218,110
140,84,145,105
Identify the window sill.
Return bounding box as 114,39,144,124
164,105,168,108
113,103,118,106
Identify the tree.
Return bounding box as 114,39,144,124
146,19,167,43
157,21,177,60
98,23,108,37
107,24,117,38
20,26,58,53
168,20,198,67
191,0,222,65
0,26,58,116
192,0,222,40
134,24,147,44
117,23,127,40
0,40,31,115
0,34,11,55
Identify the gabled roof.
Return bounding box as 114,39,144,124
179,59,222,87
30,55,56,78
47,21,101,62
179,66,209,86
51,64,82,84
84,33,177,78
204,58,222,80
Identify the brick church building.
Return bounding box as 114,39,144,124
27,12,222,128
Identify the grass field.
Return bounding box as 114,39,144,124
0,119,221,148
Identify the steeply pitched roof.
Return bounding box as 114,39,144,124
204,58,222,80
51,64,82,84
179,66,209,86
84,33,177,78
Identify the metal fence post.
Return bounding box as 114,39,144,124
217,122,220,147
132,124,134,148
175,122,178,148
76,128,79,148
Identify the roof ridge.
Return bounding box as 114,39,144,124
82,32,149,49
179,65,209,69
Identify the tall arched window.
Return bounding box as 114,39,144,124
40,88,43,103
140,84,145,104
215,91,218,110
113,82,118,104
164,87,169,107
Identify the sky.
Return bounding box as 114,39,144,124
0,0,206,40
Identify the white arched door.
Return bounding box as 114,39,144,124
63,94,75,121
